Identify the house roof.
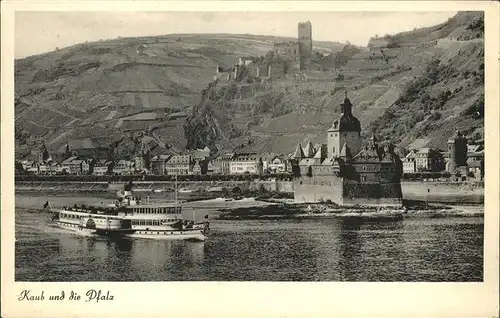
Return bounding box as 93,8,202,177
469,161,482,168
232,153,260,161
61,156,78,164
467,151,484,158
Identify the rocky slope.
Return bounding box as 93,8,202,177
184,11,484,155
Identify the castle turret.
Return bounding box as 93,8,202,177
327,92,362,159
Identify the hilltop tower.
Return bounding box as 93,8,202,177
327,92,362,158
298,21,312,70
447,130,468,173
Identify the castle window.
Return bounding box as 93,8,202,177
363,166,367,171
362,176,367,181
333,147,335,154
335,133,338,137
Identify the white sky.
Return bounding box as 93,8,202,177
15,11,457,58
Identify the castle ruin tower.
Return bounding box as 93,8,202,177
447,130,468,173
327,92,362,158
298,21,313,70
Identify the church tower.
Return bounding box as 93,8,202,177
327,92,362,158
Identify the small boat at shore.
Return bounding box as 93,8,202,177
178,188,193,193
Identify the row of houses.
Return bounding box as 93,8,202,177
19,151,289,176
401,139,484,180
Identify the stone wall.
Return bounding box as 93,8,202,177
293,175,343,203
401,181,484,203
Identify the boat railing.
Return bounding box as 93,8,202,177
64,204,119,216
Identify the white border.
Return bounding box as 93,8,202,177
2,2,499,318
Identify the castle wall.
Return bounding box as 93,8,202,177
294,175,343,204
349,162,398,183
401,181,483,203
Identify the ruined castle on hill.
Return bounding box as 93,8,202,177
214,21,334,82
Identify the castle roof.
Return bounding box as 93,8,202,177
330,92,361,132
291,144,305,159
353,142,381,162
313,147,323,159
303,141,316,158
339,143,352,160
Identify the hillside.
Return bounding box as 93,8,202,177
15,12,485,162
184,11,485,155
15,33,344,159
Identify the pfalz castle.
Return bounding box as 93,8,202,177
290,92,404,206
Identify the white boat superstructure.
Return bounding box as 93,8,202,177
50,182,209,241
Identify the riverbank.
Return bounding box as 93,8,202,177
15,180,484,204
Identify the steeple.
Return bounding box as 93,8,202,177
341,91,353,115
332,91,361,132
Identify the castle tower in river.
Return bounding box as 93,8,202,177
292,92,403,206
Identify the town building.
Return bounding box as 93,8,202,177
467,150,484,180
402,150,417,173
292,93,403,206
212,153,234,174
25,162,39,174
193,159,209,175
150,155,171,175
189,146,211,161
165,155,193,175
268,156,288,174
61,156,78,174
112,160,134,175
93,160,113,176
414,147,445,172
229,153,263,175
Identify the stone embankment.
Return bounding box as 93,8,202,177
15,180,483,204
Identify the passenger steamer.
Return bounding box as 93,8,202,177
50,184,209,241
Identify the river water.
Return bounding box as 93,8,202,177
15,193,483,281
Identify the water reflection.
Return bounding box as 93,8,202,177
15,201,484,282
